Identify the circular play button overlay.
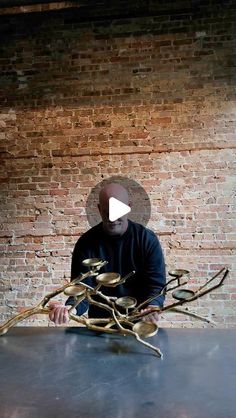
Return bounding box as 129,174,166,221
109,197,131,222
85,176,151,228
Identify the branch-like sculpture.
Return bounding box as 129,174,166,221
0,258,229,358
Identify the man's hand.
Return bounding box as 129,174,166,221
140,305,160,324
48,302,70,325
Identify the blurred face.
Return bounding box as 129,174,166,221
98,201,129,236
98,184,130,236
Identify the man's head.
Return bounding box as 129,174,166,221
98,183,130,236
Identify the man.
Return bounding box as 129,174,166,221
49,183,166,324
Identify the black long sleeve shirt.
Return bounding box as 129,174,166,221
66,220,166,318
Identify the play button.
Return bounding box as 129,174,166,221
86,176,151,229
109,197,131,222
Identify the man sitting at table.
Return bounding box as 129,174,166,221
49,183,166,325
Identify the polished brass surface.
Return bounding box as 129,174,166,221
96,272,121,286
82,258,104,267
168,269,190,277
0,260,229,358
172,289,195,301
115,296,137,309
133,321,158,338
64,285,86,297
168,269,190,287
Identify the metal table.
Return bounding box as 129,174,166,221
0,327,235,418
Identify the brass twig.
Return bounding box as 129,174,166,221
169,308,216,326
0,262,229,359
162,268,229,313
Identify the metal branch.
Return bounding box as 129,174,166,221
86,292,163,357
109,303,163,358
0,262,229,359
0,306,50,336
197,267,226,292
162,268,229,313
169,308,216,326
0,269,98,336
133,277,188,313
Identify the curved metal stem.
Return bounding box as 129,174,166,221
0,265,229,360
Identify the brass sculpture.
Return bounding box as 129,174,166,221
0,259,229,358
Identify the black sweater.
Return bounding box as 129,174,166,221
66,220,166,317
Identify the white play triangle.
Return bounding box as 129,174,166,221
109,197,131,222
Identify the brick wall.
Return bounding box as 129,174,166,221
0,1,235,328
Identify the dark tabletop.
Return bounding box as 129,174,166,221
0,327,236,418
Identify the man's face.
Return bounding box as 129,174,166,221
98,202,129,236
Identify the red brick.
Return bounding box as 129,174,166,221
0,3,235,328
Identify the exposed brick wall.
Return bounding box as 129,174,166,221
0,1,235,328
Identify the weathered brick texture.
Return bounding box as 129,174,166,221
0,1,235,327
